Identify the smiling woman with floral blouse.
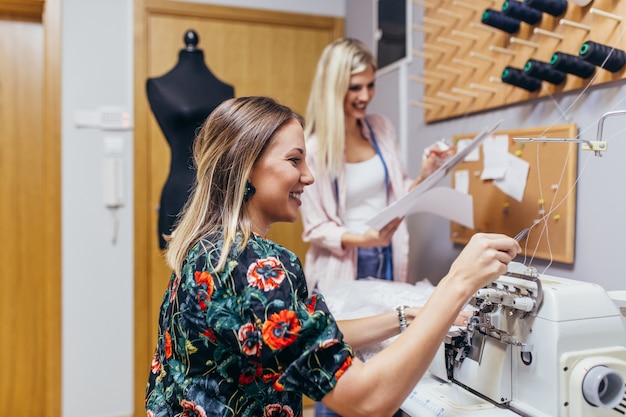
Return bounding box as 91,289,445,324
145,96,521,417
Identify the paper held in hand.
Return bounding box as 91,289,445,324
365,121,502,230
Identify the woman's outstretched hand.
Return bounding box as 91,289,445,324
446,232,522,296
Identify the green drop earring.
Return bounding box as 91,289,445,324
243,181,256,202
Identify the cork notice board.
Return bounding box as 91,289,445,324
450,123,578,264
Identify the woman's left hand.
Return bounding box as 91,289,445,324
419,144,454,179
410,143,454,190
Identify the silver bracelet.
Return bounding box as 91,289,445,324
396,305,408,333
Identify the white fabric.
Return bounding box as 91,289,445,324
344,155,387,234
322,278,437,361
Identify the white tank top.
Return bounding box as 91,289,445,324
344,155,387,234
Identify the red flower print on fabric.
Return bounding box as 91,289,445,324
164,331,173,359
238,322,262,356
194,271,215,297
335,355,352,380
320,338,339,349
181,399,207,417
239,361,263,385
150,352,161,374
201,329,217,342
264,404,294,417
262,310,301,350
194,271,215,311
262,371,284,391
272,379,285,392
263,372,279,383
169,275,180,303
197,295,208,311
305,295,317,314
247,257,285,291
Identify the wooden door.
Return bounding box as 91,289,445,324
0,1,61,415
134,1,343,413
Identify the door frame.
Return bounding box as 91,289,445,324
43,1,62,413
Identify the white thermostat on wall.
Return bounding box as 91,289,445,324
75,106,133,131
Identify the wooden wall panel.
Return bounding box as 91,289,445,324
0,0,61,414
414,0,626,122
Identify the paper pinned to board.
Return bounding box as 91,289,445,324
480,134,510,180
494,153,530,202
365,120,501,230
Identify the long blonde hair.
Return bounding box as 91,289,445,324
304,38,377,178
165,96,303,277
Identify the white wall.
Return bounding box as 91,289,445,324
61,1,344,416
345,0,626,292
62,1,134,416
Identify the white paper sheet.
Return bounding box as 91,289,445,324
365,121,501,229
456,138,480,162
494,153,530,202
454,169,470,194
407,186,474,228
366,186,474,230
480,134,509,180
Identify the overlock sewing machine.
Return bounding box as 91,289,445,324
402,262,626,417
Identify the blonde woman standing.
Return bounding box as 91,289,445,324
300,38,454,417
301,38,451,293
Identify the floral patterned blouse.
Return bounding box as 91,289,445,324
145,232,354,417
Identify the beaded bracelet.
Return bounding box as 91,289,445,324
396,305,408,333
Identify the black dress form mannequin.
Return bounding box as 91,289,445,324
147,29,235,249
